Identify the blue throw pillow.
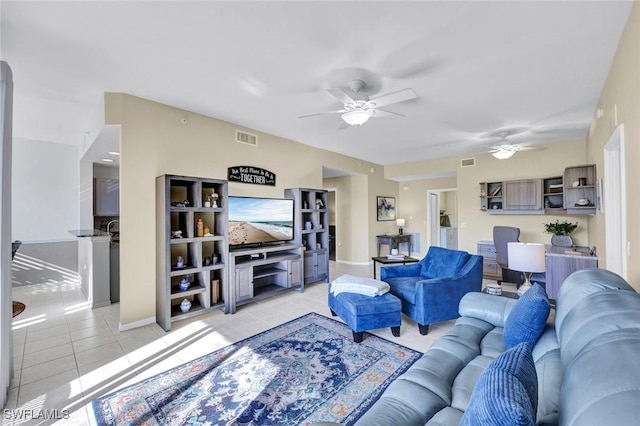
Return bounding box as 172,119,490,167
460,342,538,426
504,283,551,350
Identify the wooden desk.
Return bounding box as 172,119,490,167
371,256,420,279
545,245,597,299
376,234,412,257
477,240,598,299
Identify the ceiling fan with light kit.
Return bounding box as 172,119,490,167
299,79,417,129
482,128,544,160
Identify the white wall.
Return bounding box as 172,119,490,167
12,137,79,241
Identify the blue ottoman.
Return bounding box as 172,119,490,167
328,291,402,343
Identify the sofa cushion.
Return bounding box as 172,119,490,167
385,276,422,304
504,283,550,350
460,342,538,426
421,247,470,279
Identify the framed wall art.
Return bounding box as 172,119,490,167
377,196,396,221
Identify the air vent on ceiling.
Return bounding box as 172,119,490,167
236,130,258,146
460,157,476,167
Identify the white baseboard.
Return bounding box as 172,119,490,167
333,259,371,266
119,316,156,332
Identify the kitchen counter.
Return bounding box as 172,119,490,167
69,229,111,238
69,229,111,308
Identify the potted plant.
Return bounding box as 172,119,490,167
391,242,399,256
204,194,212,208
544,219,578,247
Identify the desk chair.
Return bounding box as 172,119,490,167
493,226,524,286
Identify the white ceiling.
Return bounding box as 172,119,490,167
2,1,633,166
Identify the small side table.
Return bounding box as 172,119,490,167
376,234,412,257
371,256,420,279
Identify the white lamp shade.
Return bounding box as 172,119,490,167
508,242,546,273
396,218,405,227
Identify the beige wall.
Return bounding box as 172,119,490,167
586,0,640,288
324,175,371,263
397,177,457,257
105,93,395,327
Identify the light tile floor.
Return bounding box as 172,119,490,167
6,262,457,425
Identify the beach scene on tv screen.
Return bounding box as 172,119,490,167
228,197,293,245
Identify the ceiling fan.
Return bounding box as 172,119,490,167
299,79,417,129
484,129,543,160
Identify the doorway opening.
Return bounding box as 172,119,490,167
427,188,458,249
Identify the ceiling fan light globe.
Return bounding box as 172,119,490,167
341,110,373,126
492,149,516,160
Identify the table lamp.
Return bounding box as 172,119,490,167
507,242,546,296
396,218,405,235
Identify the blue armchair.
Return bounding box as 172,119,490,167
380,246,483,335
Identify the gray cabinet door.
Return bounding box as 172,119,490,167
503,179,542,210
235,266,253,302
290,257,303,288
316,250,328,280
303,252,315,282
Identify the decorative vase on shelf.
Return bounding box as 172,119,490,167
179,278,190,291
180,298,192,312
551,235,573,247
391,248,399,256
204,200,211,208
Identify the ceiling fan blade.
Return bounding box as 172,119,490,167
298,109,345,119
516,145,545,152
368,88,417,108
327,88,358,104
371,109,405,118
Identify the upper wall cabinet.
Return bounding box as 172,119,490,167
480,164,597,215
564,164,596,215
480,179,543,214
543,176,564,213
94,178,119,216
503,179,542,210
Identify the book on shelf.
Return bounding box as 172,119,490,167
386,254,405,260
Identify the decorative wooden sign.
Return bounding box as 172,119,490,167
227,166,276,186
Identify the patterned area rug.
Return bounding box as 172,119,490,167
91,312,421,425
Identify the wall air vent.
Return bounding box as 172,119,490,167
460,157,476,167
236,130,258,146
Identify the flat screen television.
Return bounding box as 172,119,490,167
228,196,294,248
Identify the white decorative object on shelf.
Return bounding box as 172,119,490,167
180,298,192,312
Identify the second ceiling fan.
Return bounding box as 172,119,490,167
299,79,417,129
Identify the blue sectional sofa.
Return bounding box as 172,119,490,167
346,268,640,425
380,246,483,335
